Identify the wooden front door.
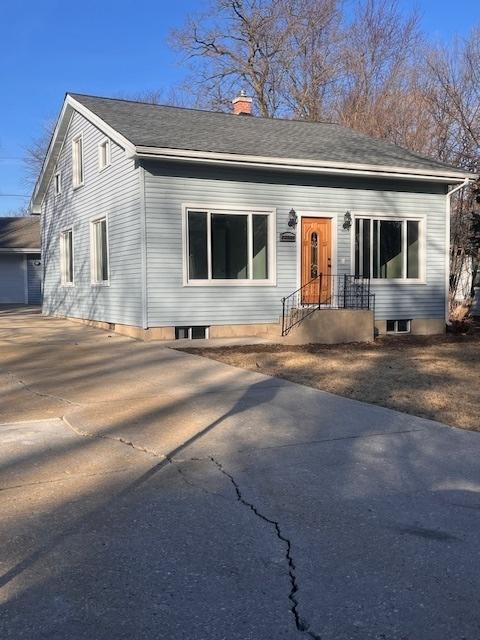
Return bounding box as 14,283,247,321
301,217,332,304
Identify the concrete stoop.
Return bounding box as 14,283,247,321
280,309,375,345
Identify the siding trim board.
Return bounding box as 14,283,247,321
139,165,148,329
22,255,28,303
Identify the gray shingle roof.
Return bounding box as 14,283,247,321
70,93,463,175
0,216,40,249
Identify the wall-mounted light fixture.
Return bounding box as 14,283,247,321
288,208,298,228
343,211,352,230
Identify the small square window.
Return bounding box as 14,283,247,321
54,171,62,196
98,139,111,170
386,320,396,332
191,326,208,339
397,319,410,333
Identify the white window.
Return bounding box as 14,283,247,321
72,134,84,188
91,217,109,284
185,207,275,285
60,229,74,285
98,138,111,171
54,171,62,196
175,326,209,340
354,217,423,280
386,319,411,333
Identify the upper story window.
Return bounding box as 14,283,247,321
72,134,84,188
98,138,111,171
60,229,74,285
91,217,109,285
54,171,62,196
354,216,422,281
185,207,275,285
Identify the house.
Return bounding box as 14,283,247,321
0,216,42,305
31,92,476,342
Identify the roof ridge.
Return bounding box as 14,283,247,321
68,92,340,126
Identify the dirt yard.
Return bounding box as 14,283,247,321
182,331,480,432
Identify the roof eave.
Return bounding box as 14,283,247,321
135,146,475,184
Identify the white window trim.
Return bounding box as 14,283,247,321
351,212,426,284
386,319,412,333
90,215,110,286
54,170,62,196
98,138,111,172
182,204,277,286
60,228,74,287
72,133,84,189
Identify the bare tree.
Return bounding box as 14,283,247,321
334,0,422,137
170,0,303,116
23,120,56,189
271,0,340,120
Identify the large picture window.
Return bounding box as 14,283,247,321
91,217,109,284
354,217,422,280
186,208,273,284
60,229,74,285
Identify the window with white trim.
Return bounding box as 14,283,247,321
91,217,109,284
98,138,111,170
386,319,411,333
72,135,84,188
54,171,62,196
186,208,273,283
60,229,74,285
355,217,421,280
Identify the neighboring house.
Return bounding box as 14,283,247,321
0,216,42,305
31,92,477,341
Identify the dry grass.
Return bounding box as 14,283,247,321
182,329,480,431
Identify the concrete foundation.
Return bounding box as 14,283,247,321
66,311,460,344
375,318,446,336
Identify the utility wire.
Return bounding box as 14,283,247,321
0,193,29,198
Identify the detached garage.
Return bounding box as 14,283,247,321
0,216,41,304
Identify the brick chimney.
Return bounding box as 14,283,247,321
232,90,253,116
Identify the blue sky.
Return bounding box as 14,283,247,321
0,0,476,214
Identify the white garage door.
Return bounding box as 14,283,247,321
0,254,26,303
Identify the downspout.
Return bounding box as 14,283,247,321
445,177,471,324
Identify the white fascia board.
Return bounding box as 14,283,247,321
31,94,136,212
136,146,475,183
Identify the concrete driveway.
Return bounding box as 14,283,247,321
1,307,479,639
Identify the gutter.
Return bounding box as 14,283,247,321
135,146,473,184
445,177,472,323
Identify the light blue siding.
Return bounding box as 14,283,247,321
144,162,447,326
42,111,142,326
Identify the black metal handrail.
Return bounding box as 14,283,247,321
281,274,375,336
